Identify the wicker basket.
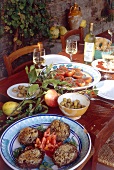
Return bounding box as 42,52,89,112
98,132,114,167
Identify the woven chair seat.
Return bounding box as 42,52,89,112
98,132,114,168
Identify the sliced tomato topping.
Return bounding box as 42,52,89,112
56,70,66,76
96,64,106,70
44,128,50,137
71,80,78,87
35,128,62,157
64,77,73,83
65,69,75,77
83,76,92,84
73,72,83,79
98,61,104,65
75,79,85,87
54,74,65,81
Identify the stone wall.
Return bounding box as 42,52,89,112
0,0,114,79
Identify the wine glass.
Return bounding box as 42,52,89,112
102,47,114,79
33,48,45,69
108,28,114,42
66,39,77,61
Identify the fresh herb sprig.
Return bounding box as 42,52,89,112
0,64,98,133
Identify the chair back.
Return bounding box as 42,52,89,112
4,45,38,76
60,27,84,51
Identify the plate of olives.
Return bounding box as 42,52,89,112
7,83,36,100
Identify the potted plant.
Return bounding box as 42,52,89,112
1,0,52,50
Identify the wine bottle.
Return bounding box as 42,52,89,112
84,23,95,63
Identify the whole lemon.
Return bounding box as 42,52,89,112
59,26,67,36
2,101,21,116
80,20,86,28
50,26,59,39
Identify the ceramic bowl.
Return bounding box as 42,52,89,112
58,92,90,120
94,37,111,59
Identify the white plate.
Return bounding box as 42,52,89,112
7,83,35,100
43,62,101,90
0,114,91,170
95,80,114,100
92,59,114,73
43,54,71,66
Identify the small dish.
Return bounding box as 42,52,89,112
58,93,90,120
91,59,114,73
7,83,35,100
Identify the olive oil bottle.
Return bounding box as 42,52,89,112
84,23,95,64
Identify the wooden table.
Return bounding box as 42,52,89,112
0,31,114,170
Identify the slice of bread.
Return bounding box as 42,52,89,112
17,148,44,168
53,143,78,167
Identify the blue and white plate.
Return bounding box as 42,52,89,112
0,114,91,170
43,63,101,90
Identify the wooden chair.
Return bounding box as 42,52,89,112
3,45,39,76
60,27,84,52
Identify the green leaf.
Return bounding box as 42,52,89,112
28,84,39,96
19,4,25,10
42,79,68,89
28,68,37,84
20,24,25,29
25,66,29,74
13,147,24,158
11,0,16,3
30,65,35,72
28,0,34,5
21,99,35,107
0,110,3,116
9,30,13,34
2,0,51,52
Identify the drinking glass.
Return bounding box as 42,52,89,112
102,47,114,79
66,39,77,61
33,48,45,69
108,28,114,42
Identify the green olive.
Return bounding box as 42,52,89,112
67,98,71,103
63,98,67,102
60,98,85,109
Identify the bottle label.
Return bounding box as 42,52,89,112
84,42,95,62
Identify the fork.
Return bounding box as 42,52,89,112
85,94,114,108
